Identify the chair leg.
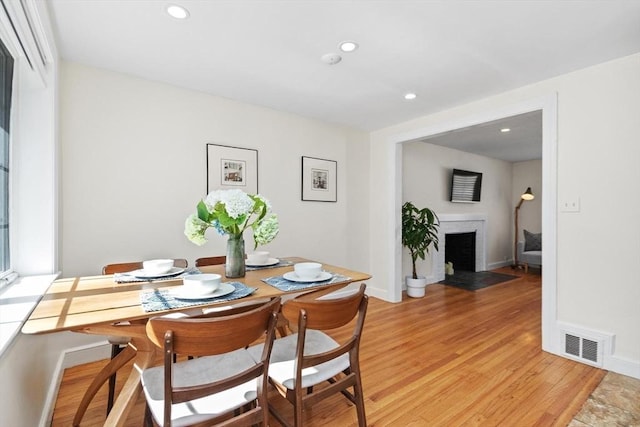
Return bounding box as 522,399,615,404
106,344,123,416
294,391,304,427
143,403,155,427
353,377,367,427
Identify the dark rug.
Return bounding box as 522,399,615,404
439,270,519,291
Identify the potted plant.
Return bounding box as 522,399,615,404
402,201,440,297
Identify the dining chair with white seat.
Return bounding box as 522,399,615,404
248,283,368,427
101,258,188,415
141,296,281,427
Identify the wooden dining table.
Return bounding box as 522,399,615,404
21,257,371,427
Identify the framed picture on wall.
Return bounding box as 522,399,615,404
301,156,337,202
207,143,258,194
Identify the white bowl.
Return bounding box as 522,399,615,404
247,251,269,265
182,274,221,295
143,259,174,275
294,262,322,280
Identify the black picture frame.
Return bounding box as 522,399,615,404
301,156,337,202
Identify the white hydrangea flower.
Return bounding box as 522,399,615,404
219,189,254,219
184,214,209,246
255,194,273,214
253,214,279,248
185,189,279,249
204,190,224,211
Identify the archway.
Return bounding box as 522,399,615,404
388,95,557,351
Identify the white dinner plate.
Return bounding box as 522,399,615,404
283,271,333,283
131,267,185,279
246,258,280,267
171,282,236,300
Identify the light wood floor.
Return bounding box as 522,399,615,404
51,268,606,426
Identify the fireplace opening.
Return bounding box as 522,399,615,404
445,232,476,272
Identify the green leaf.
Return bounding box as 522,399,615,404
216,210,242,234
196,200,209,222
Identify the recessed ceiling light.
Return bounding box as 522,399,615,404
339,41,359,53
167,4,189,19
500,128,511,133
404,93,417,100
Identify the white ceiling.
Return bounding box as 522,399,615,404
46,1,640,161
422,110,543,162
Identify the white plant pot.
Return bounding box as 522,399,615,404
406,276,428,298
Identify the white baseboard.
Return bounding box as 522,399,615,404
604,354,640,380
487,260,512,270
363,285,387,301
61,341,111,368
39,341,111,427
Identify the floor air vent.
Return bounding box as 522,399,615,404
562,332,604,366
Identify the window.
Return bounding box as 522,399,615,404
0,37,13,275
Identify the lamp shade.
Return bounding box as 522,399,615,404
521,187,534,201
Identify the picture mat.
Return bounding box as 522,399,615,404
302,156,337,202
207,144,258,194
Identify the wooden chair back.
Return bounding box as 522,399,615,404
275,283,368,427
102,258,188,274
194,255,226,267
147,297,280,356
146,296,281,426
283,283,367,331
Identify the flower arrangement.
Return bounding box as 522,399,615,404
184,189,279,249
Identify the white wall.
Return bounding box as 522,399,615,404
345,128,371,271
369,53,640,376
59,62,369,277
402,141,513,277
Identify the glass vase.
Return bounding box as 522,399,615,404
225,233,246,278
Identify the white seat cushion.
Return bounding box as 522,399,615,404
142,348,258,427
248,329,350,389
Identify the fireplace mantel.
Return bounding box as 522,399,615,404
433,213,487,282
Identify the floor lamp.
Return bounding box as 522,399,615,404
513,187,535,268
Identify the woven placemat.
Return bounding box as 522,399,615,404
140,282,256,312
262,273,350,292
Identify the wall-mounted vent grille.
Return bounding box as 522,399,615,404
563,332,603,366
582,338,599,362
565,334,580,356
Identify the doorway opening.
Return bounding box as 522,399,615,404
390,95,557,352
